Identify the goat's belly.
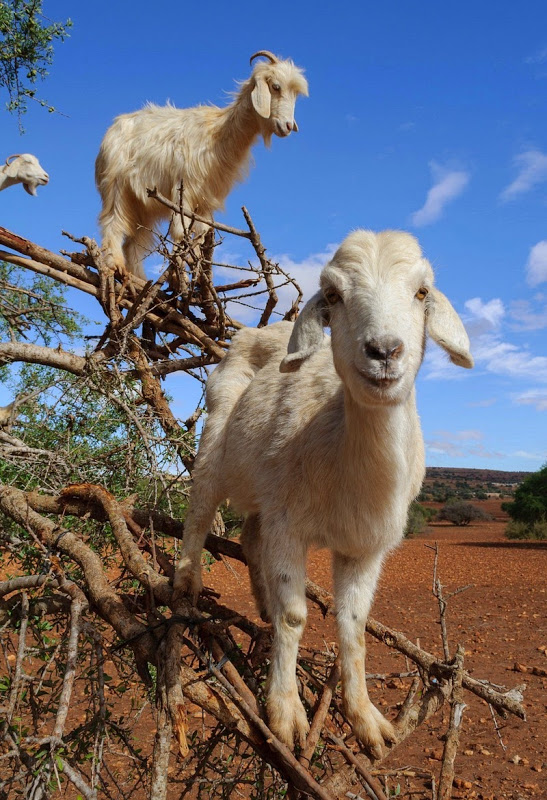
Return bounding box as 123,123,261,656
305,507,407,558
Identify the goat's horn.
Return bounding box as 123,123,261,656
249,51,279,65
5,154,21,165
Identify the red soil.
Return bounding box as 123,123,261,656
208,499,547,799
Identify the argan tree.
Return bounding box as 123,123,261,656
0,0,71,127
0,204,527,800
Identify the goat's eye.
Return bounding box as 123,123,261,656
415,287,429,301
324,288,340,306
271,82,281,92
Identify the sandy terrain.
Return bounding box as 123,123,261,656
208,499,547,799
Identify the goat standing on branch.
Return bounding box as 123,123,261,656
174,230,474,756
95,50,308,280
0,154,49,195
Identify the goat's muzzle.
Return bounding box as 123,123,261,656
364,337,404,363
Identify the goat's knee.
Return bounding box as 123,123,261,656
267,605,309,748
266,584,308,748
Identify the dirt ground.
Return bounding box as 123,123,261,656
206,499,547,799
3,499,546,799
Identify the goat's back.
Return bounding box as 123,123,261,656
207,322,292,415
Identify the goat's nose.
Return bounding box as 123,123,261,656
364,337,404,362
286,120,293,133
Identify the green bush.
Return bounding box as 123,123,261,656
502,464,547,525
404,501,435,537
438,500,492,527
505,518,547,541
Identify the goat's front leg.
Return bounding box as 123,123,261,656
262,529,309,749
333,551,396,759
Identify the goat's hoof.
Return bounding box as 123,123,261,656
267,696,309,750
349,703,396,759
172,559,203,608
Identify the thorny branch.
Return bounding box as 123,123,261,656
0,207,527,799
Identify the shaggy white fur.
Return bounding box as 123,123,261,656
95,51,308,278
174,229,473,754
0,154,49,195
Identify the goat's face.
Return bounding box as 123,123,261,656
280,230,473,405
250,60,308,139
5,154,49,195
325,232,434,406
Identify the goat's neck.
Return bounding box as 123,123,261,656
212,91,262,167
0,168,17,191
340,389,417,490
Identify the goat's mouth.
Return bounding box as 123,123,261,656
355,368,403,391
24,177,49,196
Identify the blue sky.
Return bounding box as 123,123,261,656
1,0,546,471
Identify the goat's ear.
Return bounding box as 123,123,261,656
251,76,271,118
280,291,328,372
426,288,474,369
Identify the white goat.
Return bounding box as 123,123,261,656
0,154,49,195
95,51,308,279
173,230,473,754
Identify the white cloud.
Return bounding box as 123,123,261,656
425,429,503,460
513,388,547,411
513,449,546,461
410,162,470,227
223,243,338,325
464,297,505,329
525,46,547,65
526,241,547,287
434,429,483,442
275,244,339,305
472,334,547,383
423,341,473,380
510,295,547,330
424,299,504,380
467,397,497,408
425,294,547,387
500,149,547,201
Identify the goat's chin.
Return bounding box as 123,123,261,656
23,183,38,196
350,368,409,407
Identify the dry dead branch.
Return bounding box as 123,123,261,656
0,207,527,799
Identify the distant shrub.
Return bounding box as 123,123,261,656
438,500,492,527
404,501,435,537
502,464,547,525
505,518,547,541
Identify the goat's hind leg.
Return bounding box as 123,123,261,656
173,482,222,606
240,514,271,622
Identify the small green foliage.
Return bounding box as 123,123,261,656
502,464,547,525
438,500,492,527
0,0,72,128
404,500,435,537
505,518,547,541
